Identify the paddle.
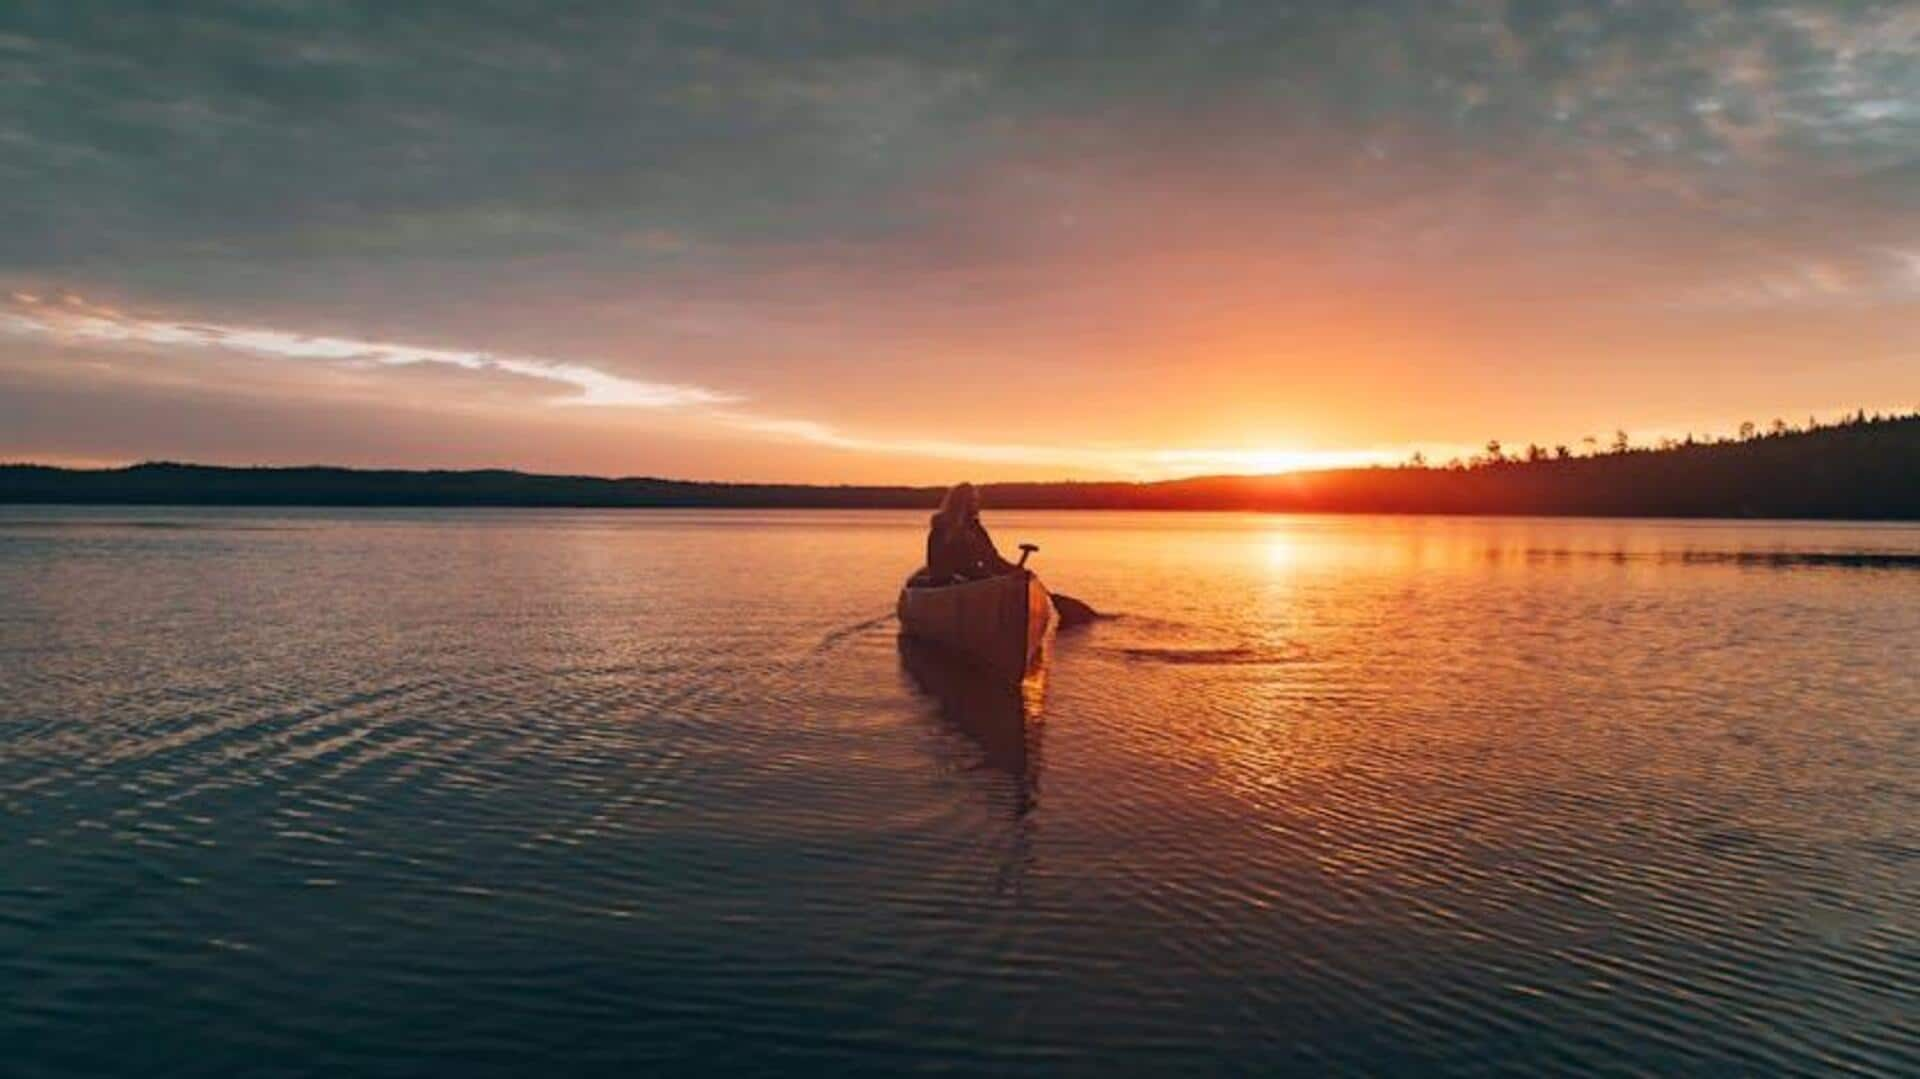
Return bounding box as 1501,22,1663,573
1019,542,1100,629
1051,592,1100,629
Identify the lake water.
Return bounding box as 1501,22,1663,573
2,508,1915,1076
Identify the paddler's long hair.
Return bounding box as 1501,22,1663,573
932,482,980,530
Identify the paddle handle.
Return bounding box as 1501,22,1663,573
1017,543,1038,568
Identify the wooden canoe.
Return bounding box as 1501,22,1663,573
897,571,1054,682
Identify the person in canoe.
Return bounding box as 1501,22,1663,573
924,482,1019,583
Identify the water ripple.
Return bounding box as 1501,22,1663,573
1,508,1914,1076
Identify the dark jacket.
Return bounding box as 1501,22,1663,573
926,514,1015,581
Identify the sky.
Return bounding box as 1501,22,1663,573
2,0,1915,483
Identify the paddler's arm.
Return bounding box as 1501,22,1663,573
967,518,1020,574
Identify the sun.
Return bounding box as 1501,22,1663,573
1238,449,1332,475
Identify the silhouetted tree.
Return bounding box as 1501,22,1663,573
1612,429,1631,454
1484,439,1504,463
1554,445,1571,459
1771,418,1789,436
1739,421,1756,441
1525,443,1547,462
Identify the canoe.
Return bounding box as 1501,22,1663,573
897,570,1054,682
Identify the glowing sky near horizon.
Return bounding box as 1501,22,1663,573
2,1,1915,482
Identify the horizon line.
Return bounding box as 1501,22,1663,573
4,410,1911,491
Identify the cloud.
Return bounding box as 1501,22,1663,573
0,293,730,407
1662,248,1920,312
6,2,1910,274
716,411,1400,478
1,290,1413,477
3,3,1915,478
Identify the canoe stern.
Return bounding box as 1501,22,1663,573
898,571,1053,681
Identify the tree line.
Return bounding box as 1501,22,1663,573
1406,409,1913,470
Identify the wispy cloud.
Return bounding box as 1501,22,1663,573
2,293,729,408
717,411,1400,478
1661,248,1920,312
2,291,1409,478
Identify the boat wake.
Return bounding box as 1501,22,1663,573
1071,612,1313,666
1114,643,1312,666
812,612,896,653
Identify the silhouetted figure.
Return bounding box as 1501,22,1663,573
925,482,1018,582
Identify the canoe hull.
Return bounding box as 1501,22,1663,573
897,571,1053,682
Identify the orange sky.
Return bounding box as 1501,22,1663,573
3,3,1915,482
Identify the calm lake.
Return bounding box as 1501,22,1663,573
2,508,1914,1076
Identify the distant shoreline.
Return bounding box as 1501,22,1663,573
3,505,1916,526
3,415,1915,520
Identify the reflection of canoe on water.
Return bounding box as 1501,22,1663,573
897,570,1054,682
899,633,1045,841
898,636,1037,785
